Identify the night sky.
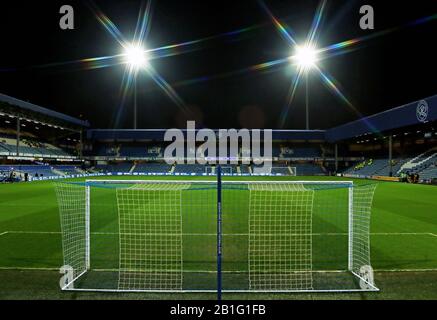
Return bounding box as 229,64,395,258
0,0,436,129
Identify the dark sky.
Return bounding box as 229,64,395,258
1,0,436,129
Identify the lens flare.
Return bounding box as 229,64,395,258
124,45,149,69
292,45,318,70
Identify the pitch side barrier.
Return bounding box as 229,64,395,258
27,170,301,182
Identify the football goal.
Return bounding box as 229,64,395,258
54,178,378,293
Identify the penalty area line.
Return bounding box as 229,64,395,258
0,266,59,271
0,231,8,237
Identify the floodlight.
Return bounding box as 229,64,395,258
124,45,149,69
292,45,318,70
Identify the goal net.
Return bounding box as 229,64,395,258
54,180,378,293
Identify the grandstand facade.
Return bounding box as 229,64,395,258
0,93,88,182
1,93,436,183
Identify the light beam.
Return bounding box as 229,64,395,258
124,45,150,69
292,45,318,71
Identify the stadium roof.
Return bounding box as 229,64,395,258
326,95,437,142
0,93,90,128
87,95,437,143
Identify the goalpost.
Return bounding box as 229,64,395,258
54,178,378,293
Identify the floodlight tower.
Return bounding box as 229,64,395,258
292,45,318,130
124,44,150,129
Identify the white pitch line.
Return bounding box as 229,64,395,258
4,231,248,237
90,269,353,274
4,231,437,237
0,266,59,271
4,230,437,238
371,232,435,236
375,268,437,272
1,266,437,273
5,231,61,235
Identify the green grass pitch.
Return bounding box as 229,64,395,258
1,176,437,299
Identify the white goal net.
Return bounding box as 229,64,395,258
55,183,88,287
54,180,378,293
117,184,188,290
248,183,314,290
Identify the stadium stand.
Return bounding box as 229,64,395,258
174,164,206,175
0,134,72,158
419,165,437,181
240,164,251,174
134,163,171,174
344,158,409,176
23,165,58,177
398,148,437,175
2,94,437,182
0,164,59,178
272,147,281,158
95,163,133,173
271,167,291,175
89,143,164,158
251,162,316,175
376,159,411,176
145,146,163,158
54,165,81,176
293,163,325,176
111,163,133,173
94,144,121,157
0,171,9,182
271,163,292,175
220,165,238,174
120,146,145,157
279,146,321,158
341,147,437,180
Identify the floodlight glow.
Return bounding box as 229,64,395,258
124,45,149,68
292,45,318,70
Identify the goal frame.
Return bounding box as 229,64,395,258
60,179,378,293
270,166,297,176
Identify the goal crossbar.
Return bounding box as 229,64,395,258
84,179,353,185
